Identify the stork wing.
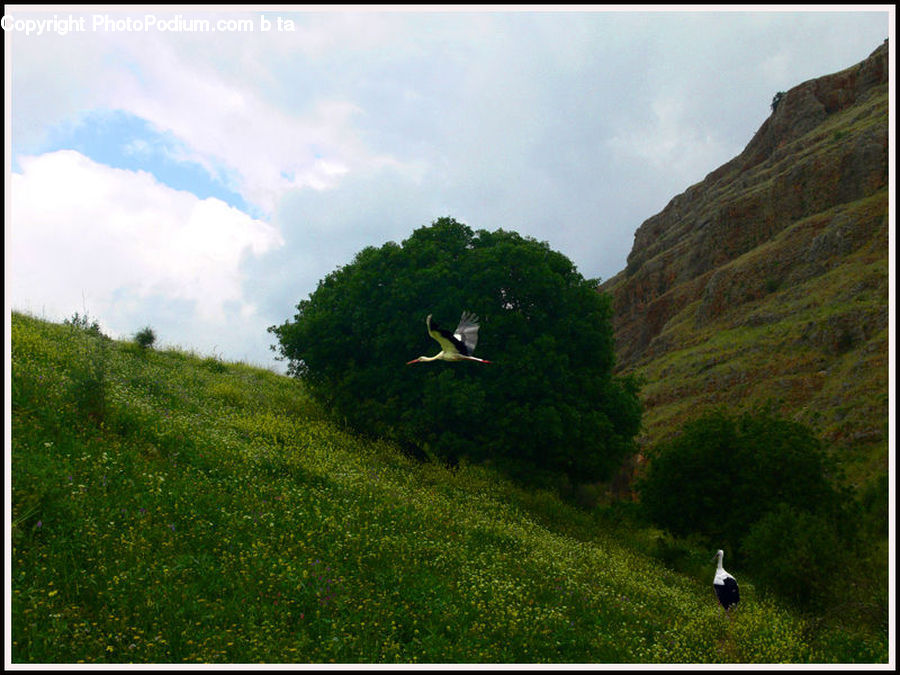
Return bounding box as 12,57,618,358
426,314,464,356
431,333,461,355
453,311,481,354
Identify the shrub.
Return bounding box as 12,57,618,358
771,91,786,113
64,311,107,339
741,504,847,611
637,407,843,547
134,326,157,349
270,217,642,482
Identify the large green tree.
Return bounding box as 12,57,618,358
269,217,641,482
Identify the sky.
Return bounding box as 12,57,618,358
4,5,893,371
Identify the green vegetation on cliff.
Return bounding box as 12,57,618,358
601,43,888,495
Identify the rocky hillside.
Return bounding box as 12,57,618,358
600,40,889,489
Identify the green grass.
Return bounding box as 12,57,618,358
10,311,888,664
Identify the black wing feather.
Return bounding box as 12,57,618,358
714,577,740,610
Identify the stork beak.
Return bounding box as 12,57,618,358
406,358,420,365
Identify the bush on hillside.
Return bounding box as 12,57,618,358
637,407,844,546
64,311,108,339
771,91,786,113
134,326,157,349
740,503,847,612
638,407,866,613
269,217,642,482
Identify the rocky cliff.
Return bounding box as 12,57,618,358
600,40,889,488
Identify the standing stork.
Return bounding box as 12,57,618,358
406,311,491,364
712,549,740,614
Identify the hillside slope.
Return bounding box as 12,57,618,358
12,311,888,664
600,41,889,486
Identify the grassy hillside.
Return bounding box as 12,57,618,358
630,187,888,488
9,312,887,664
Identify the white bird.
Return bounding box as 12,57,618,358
406,312,492,365
712,549,740,613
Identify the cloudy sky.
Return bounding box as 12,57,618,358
5,5,892,370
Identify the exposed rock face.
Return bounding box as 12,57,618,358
600,41,889,481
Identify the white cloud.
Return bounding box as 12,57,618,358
95,27,423,217
11,150,283,328
9,11,417,217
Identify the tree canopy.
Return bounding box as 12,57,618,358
269,217,641,482
637,407,845,547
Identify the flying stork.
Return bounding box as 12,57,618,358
406,311,491,365
712,549,740,614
